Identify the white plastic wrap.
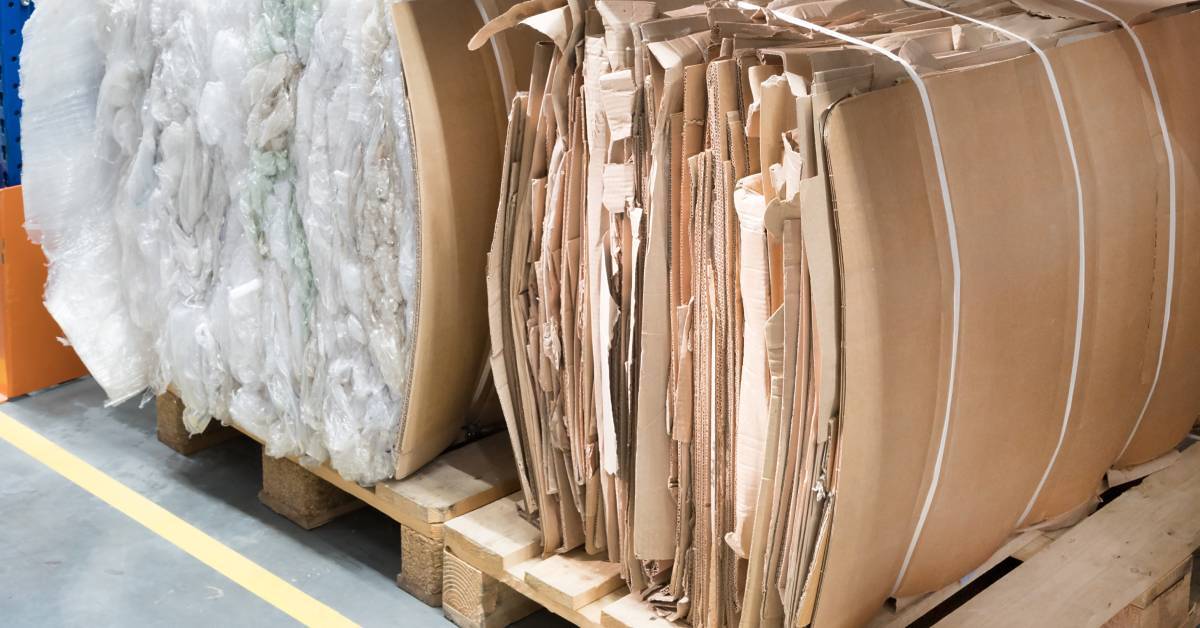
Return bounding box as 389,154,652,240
21,0,420,484
293,0,420,480
20,0,151,405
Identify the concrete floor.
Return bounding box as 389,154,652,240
0,378,567,627
11,378,1192,627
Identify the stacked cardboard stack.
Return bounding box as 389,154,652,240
481,0,1200,624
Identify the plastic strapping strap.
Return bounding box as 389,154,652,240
901,0,1087,530
734,1,963,599
472,0,516,112
1070,0,1179,462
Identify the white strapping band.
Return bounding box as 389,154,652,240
735,1,964,598
1070,0,1179,463
900,0,1088,530
473,0,516,112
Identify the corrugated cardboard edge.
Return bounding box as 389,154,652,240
390,0,508,478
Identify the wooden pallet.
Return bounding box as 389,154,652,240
938,442,1200,628
868,442,1200,628
441,493,678,628
155,390,520,607
442,444,1200,628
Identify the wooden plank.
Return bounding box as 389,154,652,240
601,592,684,628
942,444,1200,627
1126,555,1192,608
375,432,520,537
230,422,517,536
577,590,628,627
524,552,624,610
444,493,541,575
455,550,610,627
444,492,641,628
1011,531,1056,563
172,389,517,534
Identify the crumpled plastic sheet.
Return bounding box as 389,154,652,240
20,0,419,484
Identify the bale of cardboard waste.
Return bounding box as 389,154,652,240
478,0,1200,625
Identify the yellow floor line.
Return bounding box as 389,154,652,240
0,411,357,628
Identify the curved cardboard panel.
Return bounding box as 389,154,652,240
895,50,1080,595
1022,31,1159,523
813,86,945,627
814,11,1200,622
1113,12,1200,469
391,0,509,477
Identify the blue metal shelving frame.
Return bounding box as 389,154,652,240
0,0,34,187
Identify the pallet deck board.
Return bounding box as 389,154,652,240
447,457,1198,628
1104,564,1193,628
600,593,672,628
445,494,542,574
524,552,624,611
943,443,1200,627
375,436,521,538
443,492,680,628
229,418,516,539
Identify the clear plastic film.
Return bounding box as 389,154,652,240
20,0,151,405
21,0,420,484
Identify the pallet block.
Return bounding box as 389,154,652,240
155,392,238,456
155,390,520,607
443,494,678,628
252,428,519,606
442,549,540,628
259,453,363,530
400,523,447,606
1102,557,1193,628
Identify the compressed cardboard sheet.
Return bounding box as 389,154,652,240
813,8,1200,623
1020,27,1160,522
389,0,515,477
1111,11,1200,468
812,82,945,628
889,49,1082,594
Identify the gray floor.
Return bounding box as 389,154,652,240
0,377,552,627
2,378,1197,626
